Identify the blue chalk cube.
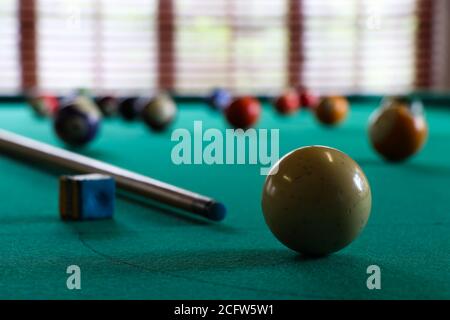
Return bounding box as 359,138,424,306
60,174,115,220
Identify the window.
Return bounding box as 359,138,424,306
99,0,157,93
2,0,436,96
0,0,20,94
302,0,418,94
37,0,96,92
175,0,288,96
37,0,157,94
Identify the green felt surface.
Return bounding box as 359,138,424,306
0,102,449,300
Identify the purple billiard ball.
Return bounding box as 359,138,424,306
54,99,101,147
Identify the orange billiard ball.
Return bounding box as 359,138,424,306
274,89,300,115
315,96,349,126
225,96,261,129
368,96,428,162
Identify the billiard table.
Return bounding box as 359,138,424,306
0,97,449,300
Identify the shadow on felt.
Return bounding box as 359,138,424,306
1,151,238,231
355,157,450,176
117,190,240,234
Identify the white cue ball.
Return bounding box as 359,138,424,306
261,146,372,256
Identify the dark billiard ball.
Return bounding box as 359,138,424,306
207,88,232,111
368,96,428,162
54,97,101,147
141,93,177,131
274,89,300,115
298,88,319,110
315,96,349,126
27,92,60,117
95,96,118,117
261,146,372,256
225,97,261,129
118,97,143,121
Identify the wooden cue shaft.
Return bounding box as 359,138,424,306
0,129,226,221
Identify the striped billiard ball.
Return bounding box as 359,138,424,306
141,93,177,131
54,96,101,147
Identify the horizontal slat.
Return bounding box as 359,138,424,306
0,0,434,96
0,0,19,93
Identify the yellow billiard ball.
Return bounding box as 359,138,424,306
261,146,372,256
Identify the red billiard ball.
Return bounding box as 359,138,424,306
274,90,300,115
298,88,319,110
27,93,60,117
225,97,261,129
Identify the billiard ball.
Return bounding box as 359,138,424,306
207,88,232,111
298,88,318,110
60,93,101,116
225,97,261,129
118,97,143,121
141,93,177,131
27,93,60,117
274,89,300,115
95,95,118,117
315,96,349,125
54,96,101,146
76,88,93,99
368,96,428,162
261,146,372,256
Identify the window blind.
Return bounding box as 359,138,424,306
302,0,418,95
0,0,20,94
37,0,157,95
1,0,437,97
37,0,96,93
99,0,157,94
174,0,288,96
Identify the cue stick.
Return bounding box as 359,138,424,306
0,129,226,221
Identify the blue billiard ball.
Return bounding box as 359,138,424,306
208,89,232,111
54,97,101,147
